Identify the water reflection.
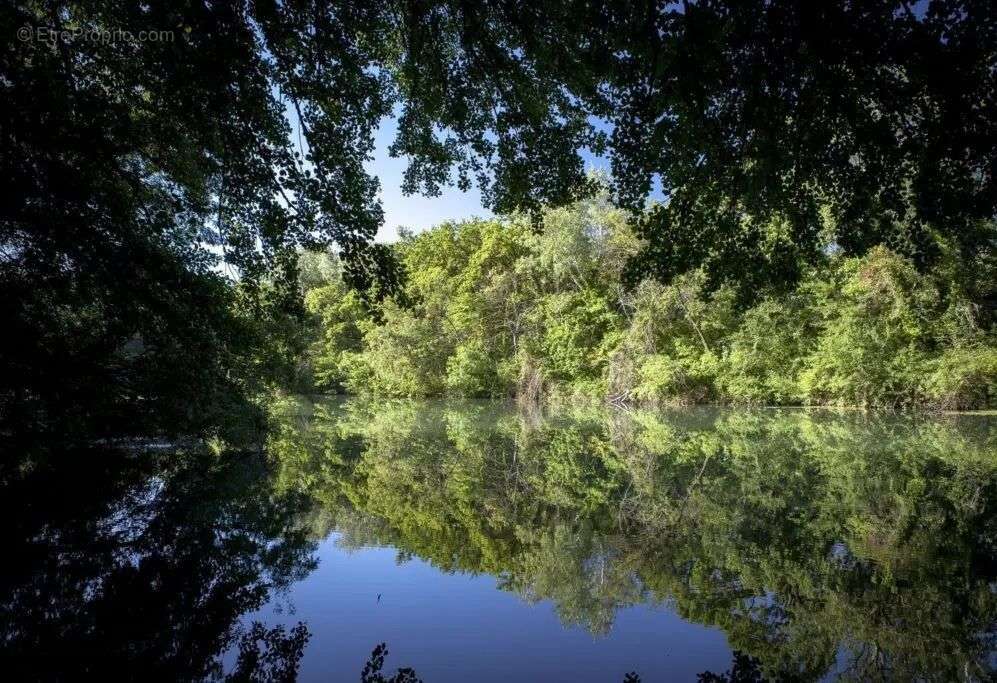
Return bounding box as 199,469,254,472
0,447,317,680
3,400,997,681
268,398,997,681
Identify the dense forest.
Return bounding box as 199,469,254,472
298,191,997,409
3,1,996,447
4,3,996,680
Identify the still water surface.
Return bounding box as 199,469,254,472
5,399,997,681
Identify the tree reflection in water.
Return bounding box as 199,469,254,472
357,643,766,682
268,397,997,681
3,399,997,681
0,446,317,680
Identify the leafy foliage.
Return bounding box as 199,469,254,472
4,0,995,439
0,0,594,440
305,197,996,409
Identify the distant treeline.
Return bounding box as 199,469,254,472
298,194,996,409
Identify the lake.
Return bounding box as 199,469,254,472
4,398,997,681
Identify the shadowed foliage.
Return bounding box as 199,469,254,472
3,1,994,442
0,446,317,680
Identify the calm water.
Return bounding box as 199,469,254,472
4,399,997,681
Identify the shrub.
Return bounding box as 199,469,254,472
800,247,939,408
718,297,812,405
303,205,997,409
446,340,504,397
631,351,720,405
925,347,997,410
343,301,450,397
534,289,622,385
304,284,367,392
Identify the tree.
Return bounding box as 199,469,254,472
4,1,995,439
1,1,379,438
359,0,997,298
301,192,993,408
599,1,997,299
0,0,608,439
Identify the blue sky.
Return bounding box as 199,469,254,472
368,115,616,242
367,115,492,242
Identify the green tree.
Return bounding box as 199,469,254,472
305,195,995,409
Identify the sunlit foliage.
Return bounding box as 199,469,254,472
304,198,996,409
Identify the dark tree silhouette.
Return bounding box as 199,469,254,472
227,622,311,683
697,652,767,683
0,447,317,680
361,643,422,683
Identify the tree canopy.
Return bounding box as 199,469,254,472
2,1,994,438
1,0,597,438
